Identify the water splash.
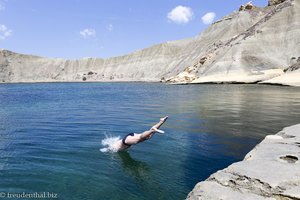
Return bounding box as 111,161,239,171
100,133,121,153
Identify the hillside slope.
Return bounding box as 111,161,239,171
167,0,300,86
0,0,299,86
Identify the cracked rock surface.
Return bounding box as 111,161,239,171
186,124,300,200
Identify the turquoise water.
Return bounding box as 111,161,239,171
0,83,299,200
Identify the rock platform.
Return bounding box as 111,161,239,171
187,124,300,200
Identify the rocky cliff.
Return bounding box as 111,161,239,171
167,0,300,86
0,0,299,86
186,124,300,200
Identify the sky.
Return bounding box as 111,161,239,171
0,0,268,59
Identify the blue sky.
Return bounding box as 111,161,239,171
0,0,268,59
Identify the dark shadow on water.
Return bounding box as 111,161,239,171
117,151,168,200
118,151,150,181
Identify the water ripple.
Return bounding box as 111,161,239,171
0,83,299,200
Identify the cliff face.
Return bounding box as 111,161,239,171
0,0,299,86
186,124,300,200
167,0,300,86
0,38,202,83
0,42,182,83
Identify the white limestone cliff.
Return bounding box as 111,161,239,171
0,0,299,86
168,0,300,86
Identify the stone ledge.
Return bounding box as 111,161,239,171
186,124,300,200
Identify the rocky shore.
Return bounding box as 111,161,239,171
186,124,300,200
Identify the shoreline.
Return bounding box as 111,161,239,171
186,124,300,200
0,81,298,87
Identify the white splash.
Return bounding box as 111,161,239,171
100,135,121,153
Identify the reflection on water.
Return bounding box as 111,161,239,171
118,151,150,181
0,83,299,200
117,151,169,200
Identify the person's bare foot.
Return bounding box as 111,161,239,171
160,116,168,123
151,127,165,134
150,116,168,134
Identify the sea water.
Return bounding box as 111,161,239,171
0,83,299,200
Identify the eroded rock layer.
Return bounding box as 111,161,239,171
0,0,299,86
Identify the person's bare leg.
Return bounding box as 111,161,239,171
139,116,168,141
122,116,169,146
